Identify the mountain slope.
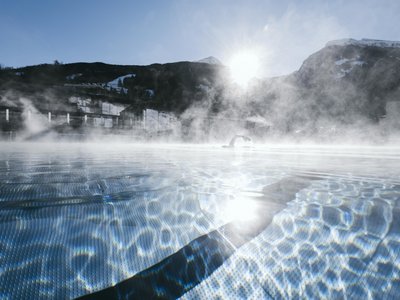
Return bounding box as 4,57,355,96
296,38,400,118
0,61,227,114
1,38,400,140
247,38,400,134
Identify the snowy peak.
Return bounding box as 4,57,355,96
195,56,222,65
326,38,400,48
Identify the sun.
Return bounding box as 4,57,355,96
228,50,260,86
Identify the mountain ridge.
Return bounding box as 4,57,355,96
326,38,400,48
1,38,400,140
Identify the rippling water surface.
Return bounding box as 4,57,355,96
0,143,399,299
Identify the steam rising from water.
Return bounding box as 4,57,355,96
19,98,49,139
2,90,400,145
0,41,399,144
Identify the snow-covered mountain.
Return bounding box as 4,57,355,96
298,38,400,86
195,56,222,65
2,38,400,138
0,60,225,116
262,37,400,130
326,38,400,48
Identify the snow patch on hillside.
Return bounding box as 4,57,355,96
335,58,350,66
104,74,136,94
195,56,222,65
66,73,82,80
145,89,155,98
334,56,366,79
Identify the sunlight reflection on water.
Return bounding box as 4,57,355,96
0,143,399,299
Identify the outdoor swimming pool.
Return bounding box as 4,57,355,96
0,143,399,299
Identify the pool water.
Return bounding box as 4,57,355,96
0,143,399,299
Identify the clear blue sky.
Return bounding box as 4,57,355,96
1,0,400,76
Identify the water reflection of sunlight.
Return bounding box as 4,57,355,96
3,143,400,299
224,197,258,222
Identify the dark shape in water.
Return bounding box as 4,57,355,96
222,135,252,148
78,176,318,300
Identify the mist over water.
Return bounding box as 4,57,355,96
1,56,400,299
1,28,400,145
2,70,397,146
1,2,400,298
0,142,400,298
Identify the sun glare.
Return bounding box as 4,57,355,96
224,197,258,222
228,50,260,86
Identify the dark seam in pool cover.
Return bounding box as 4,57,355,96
76,176,318,300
